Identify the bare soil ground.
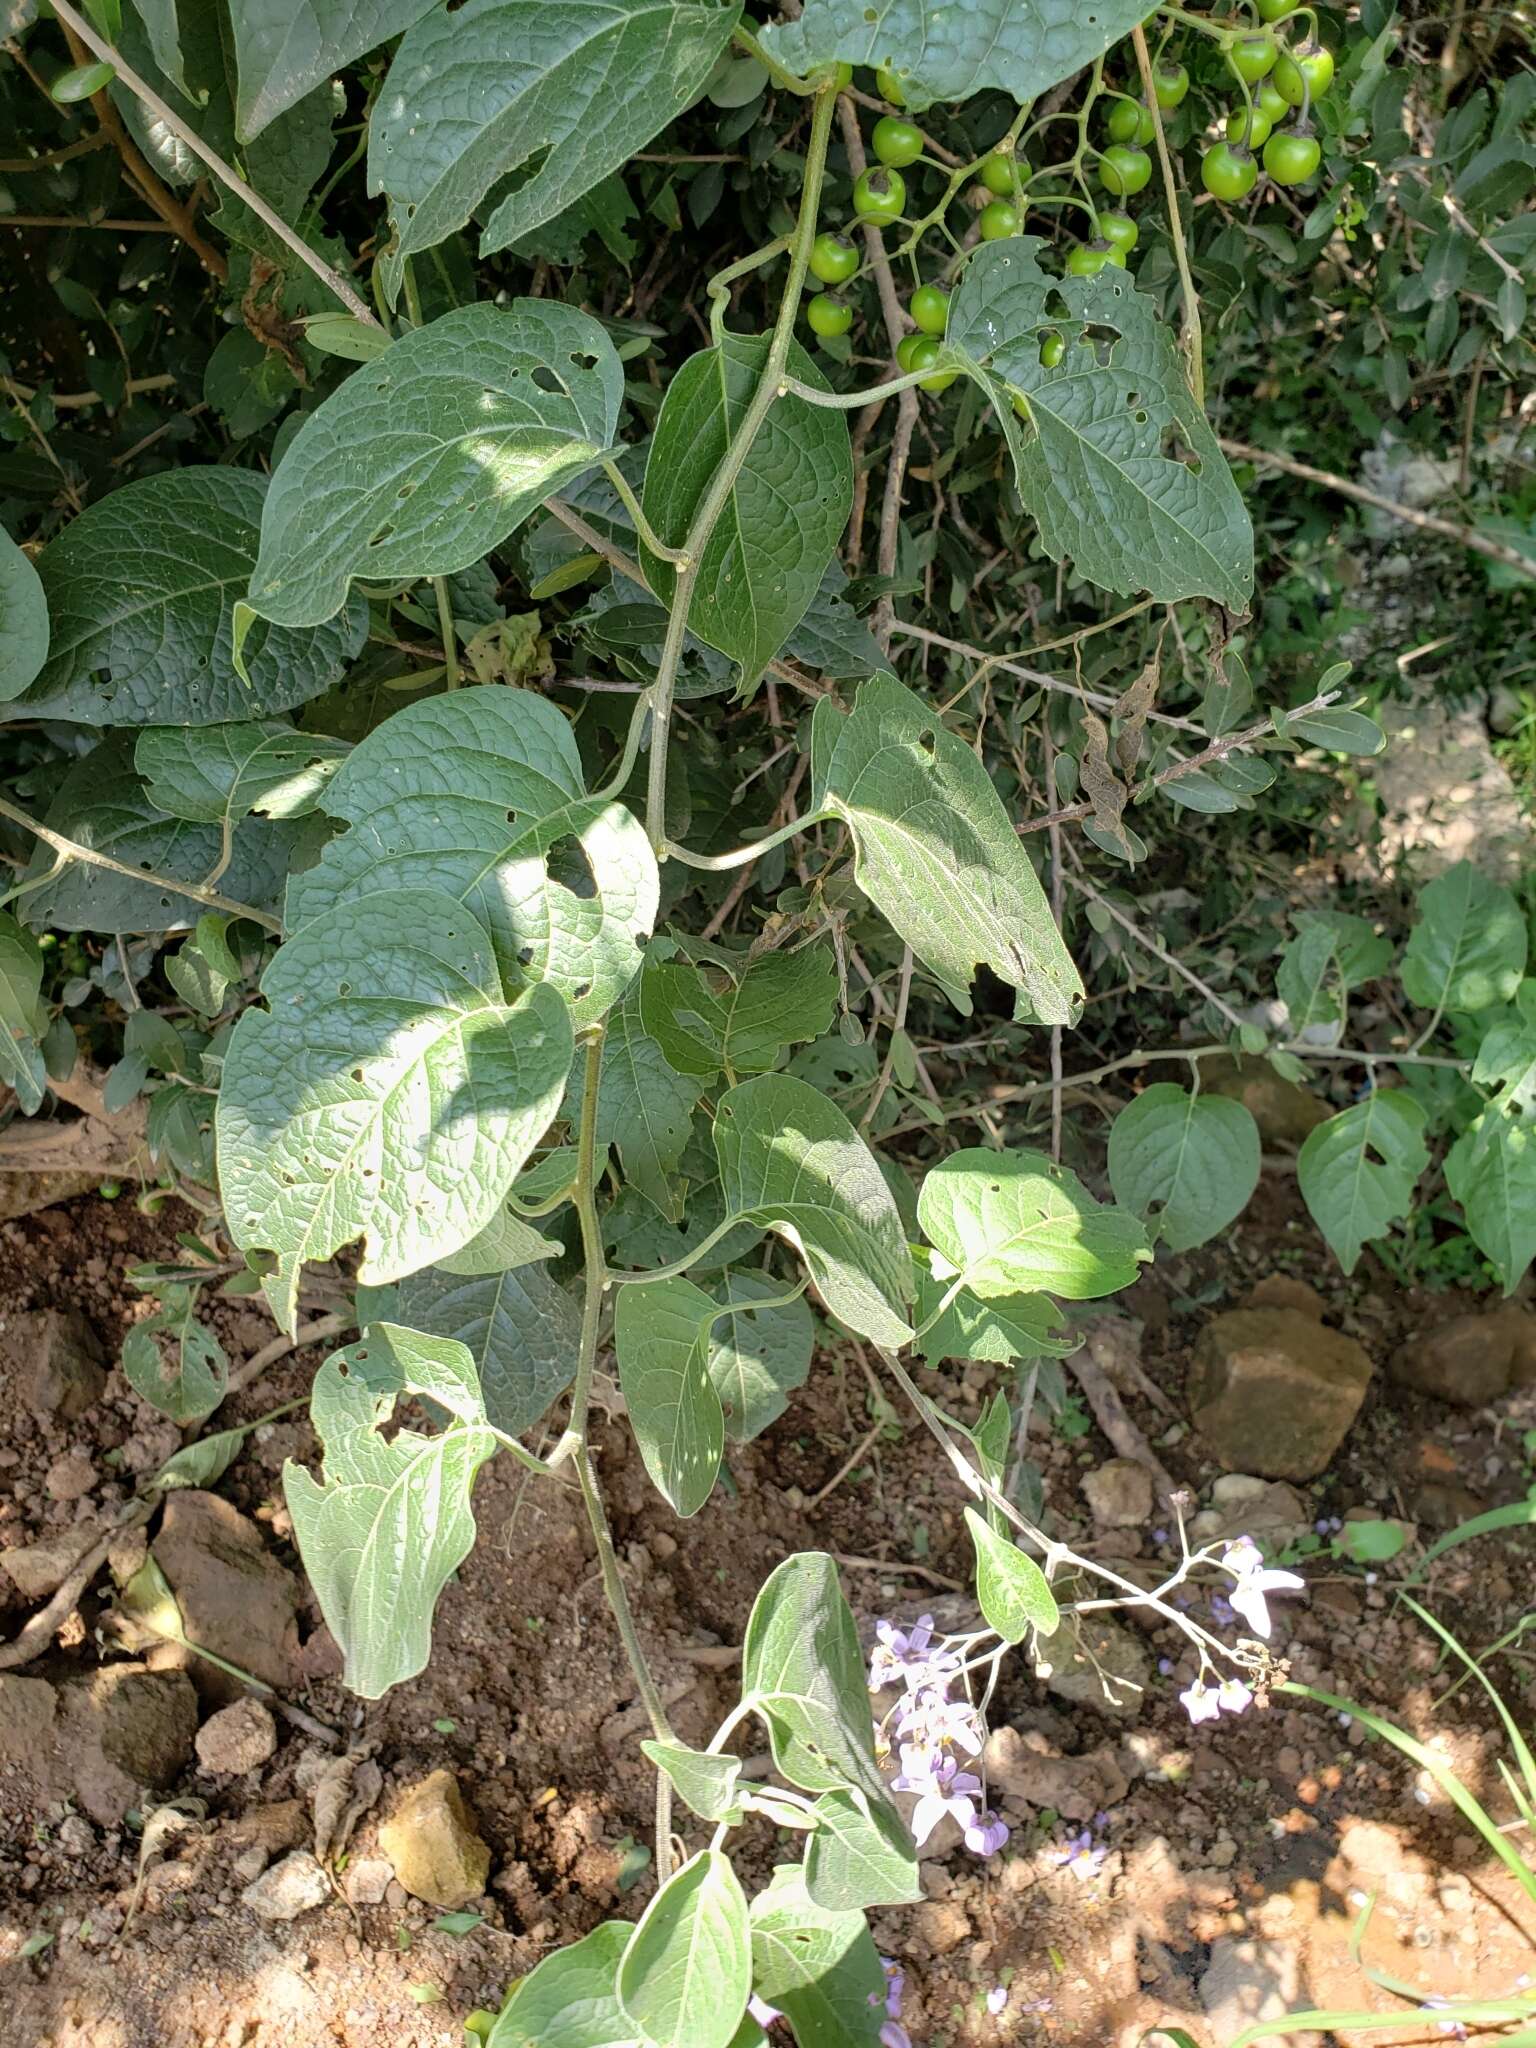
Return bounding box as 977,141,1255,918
1,1181,1533,2048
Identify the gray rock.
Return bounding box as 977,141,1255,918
1200,1936,1317,2044
343,1856,394,1907
983,1725,1128,1820
1189,1308,1373,1479
61,1664,200,1825
1389,1309,1520,1406
3,1308,106,1421
243,1849,332,1921
1037,1612,1150,1719
1081,1458,1153,1529
0,1522,101,1602
45,1451,97,1502
153,1490,300,1703
2,1665,199,1826
195,1698,278,1776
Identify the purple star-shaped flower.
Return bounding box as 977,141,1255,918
892,1744,982,1847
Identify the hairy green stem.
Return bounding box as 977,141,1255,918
548,1026,677,1878
1131,21,1204,407
730,23,815,94
780,367,935,410
607,1214,740,1285
601,459,689,566
553,1029,609,1460
0,795,282,933
644,82,841,855
661,808,828,872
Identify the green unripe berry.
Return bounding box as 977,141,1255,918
978,197,1021,239
1256,80,1290,123
1229,34,1278,83
872,114,923,168
1105,97,1155,145
1226,105,1273,149
1201,140,1258,201
1263,127,1322,184
978,147,1024,196
910,283,950,335
1097,144,1152,195
852,165,905,224
806,291,853,338
1096,210,1139,253
903,335,956,393
1153,61,1190,109
1274,41,1335,106
808,231,860,284
1038,330,1066,368
1257,0,1298,19
875,64,906,105
1066,241,1126,276
98,1179,123,1200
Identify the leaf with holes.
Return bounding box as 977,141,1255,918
18,737,305,935
1276,911,1393,1034
370,0,739,276
811,677,1082,1026
22,470,365,724
0,913,48,1116
946,242,1252,608
1400,861,1527,1016
136,722,350,830
762,0,1150,112
749,1865,885,2048
231,0,438,139
0,527,47,702
617,1848,750,2048
614,1276,724,1517
641,334,852,685
707,1269,814,1441
241,304,623,633
640,944,838,1079
216,887,573,1332
284,1325,497,1697
121,1284,228,1424
1298,1091,1430,1275
1446,1111,1536,1295
392,1259,581,1436
713,1073,913,1348
964,1507,1059,1641
1107,1085,1261,1252
741,1551,889,1806
286,688,656,1026
918,1148,1149,1300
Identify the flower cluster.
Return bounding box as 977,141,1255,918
1179,1675,1254,1724
870,1615,1008,1858
1172,1530,1305,1725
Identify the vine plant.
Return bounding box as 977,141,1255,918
1,0,1533,2040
